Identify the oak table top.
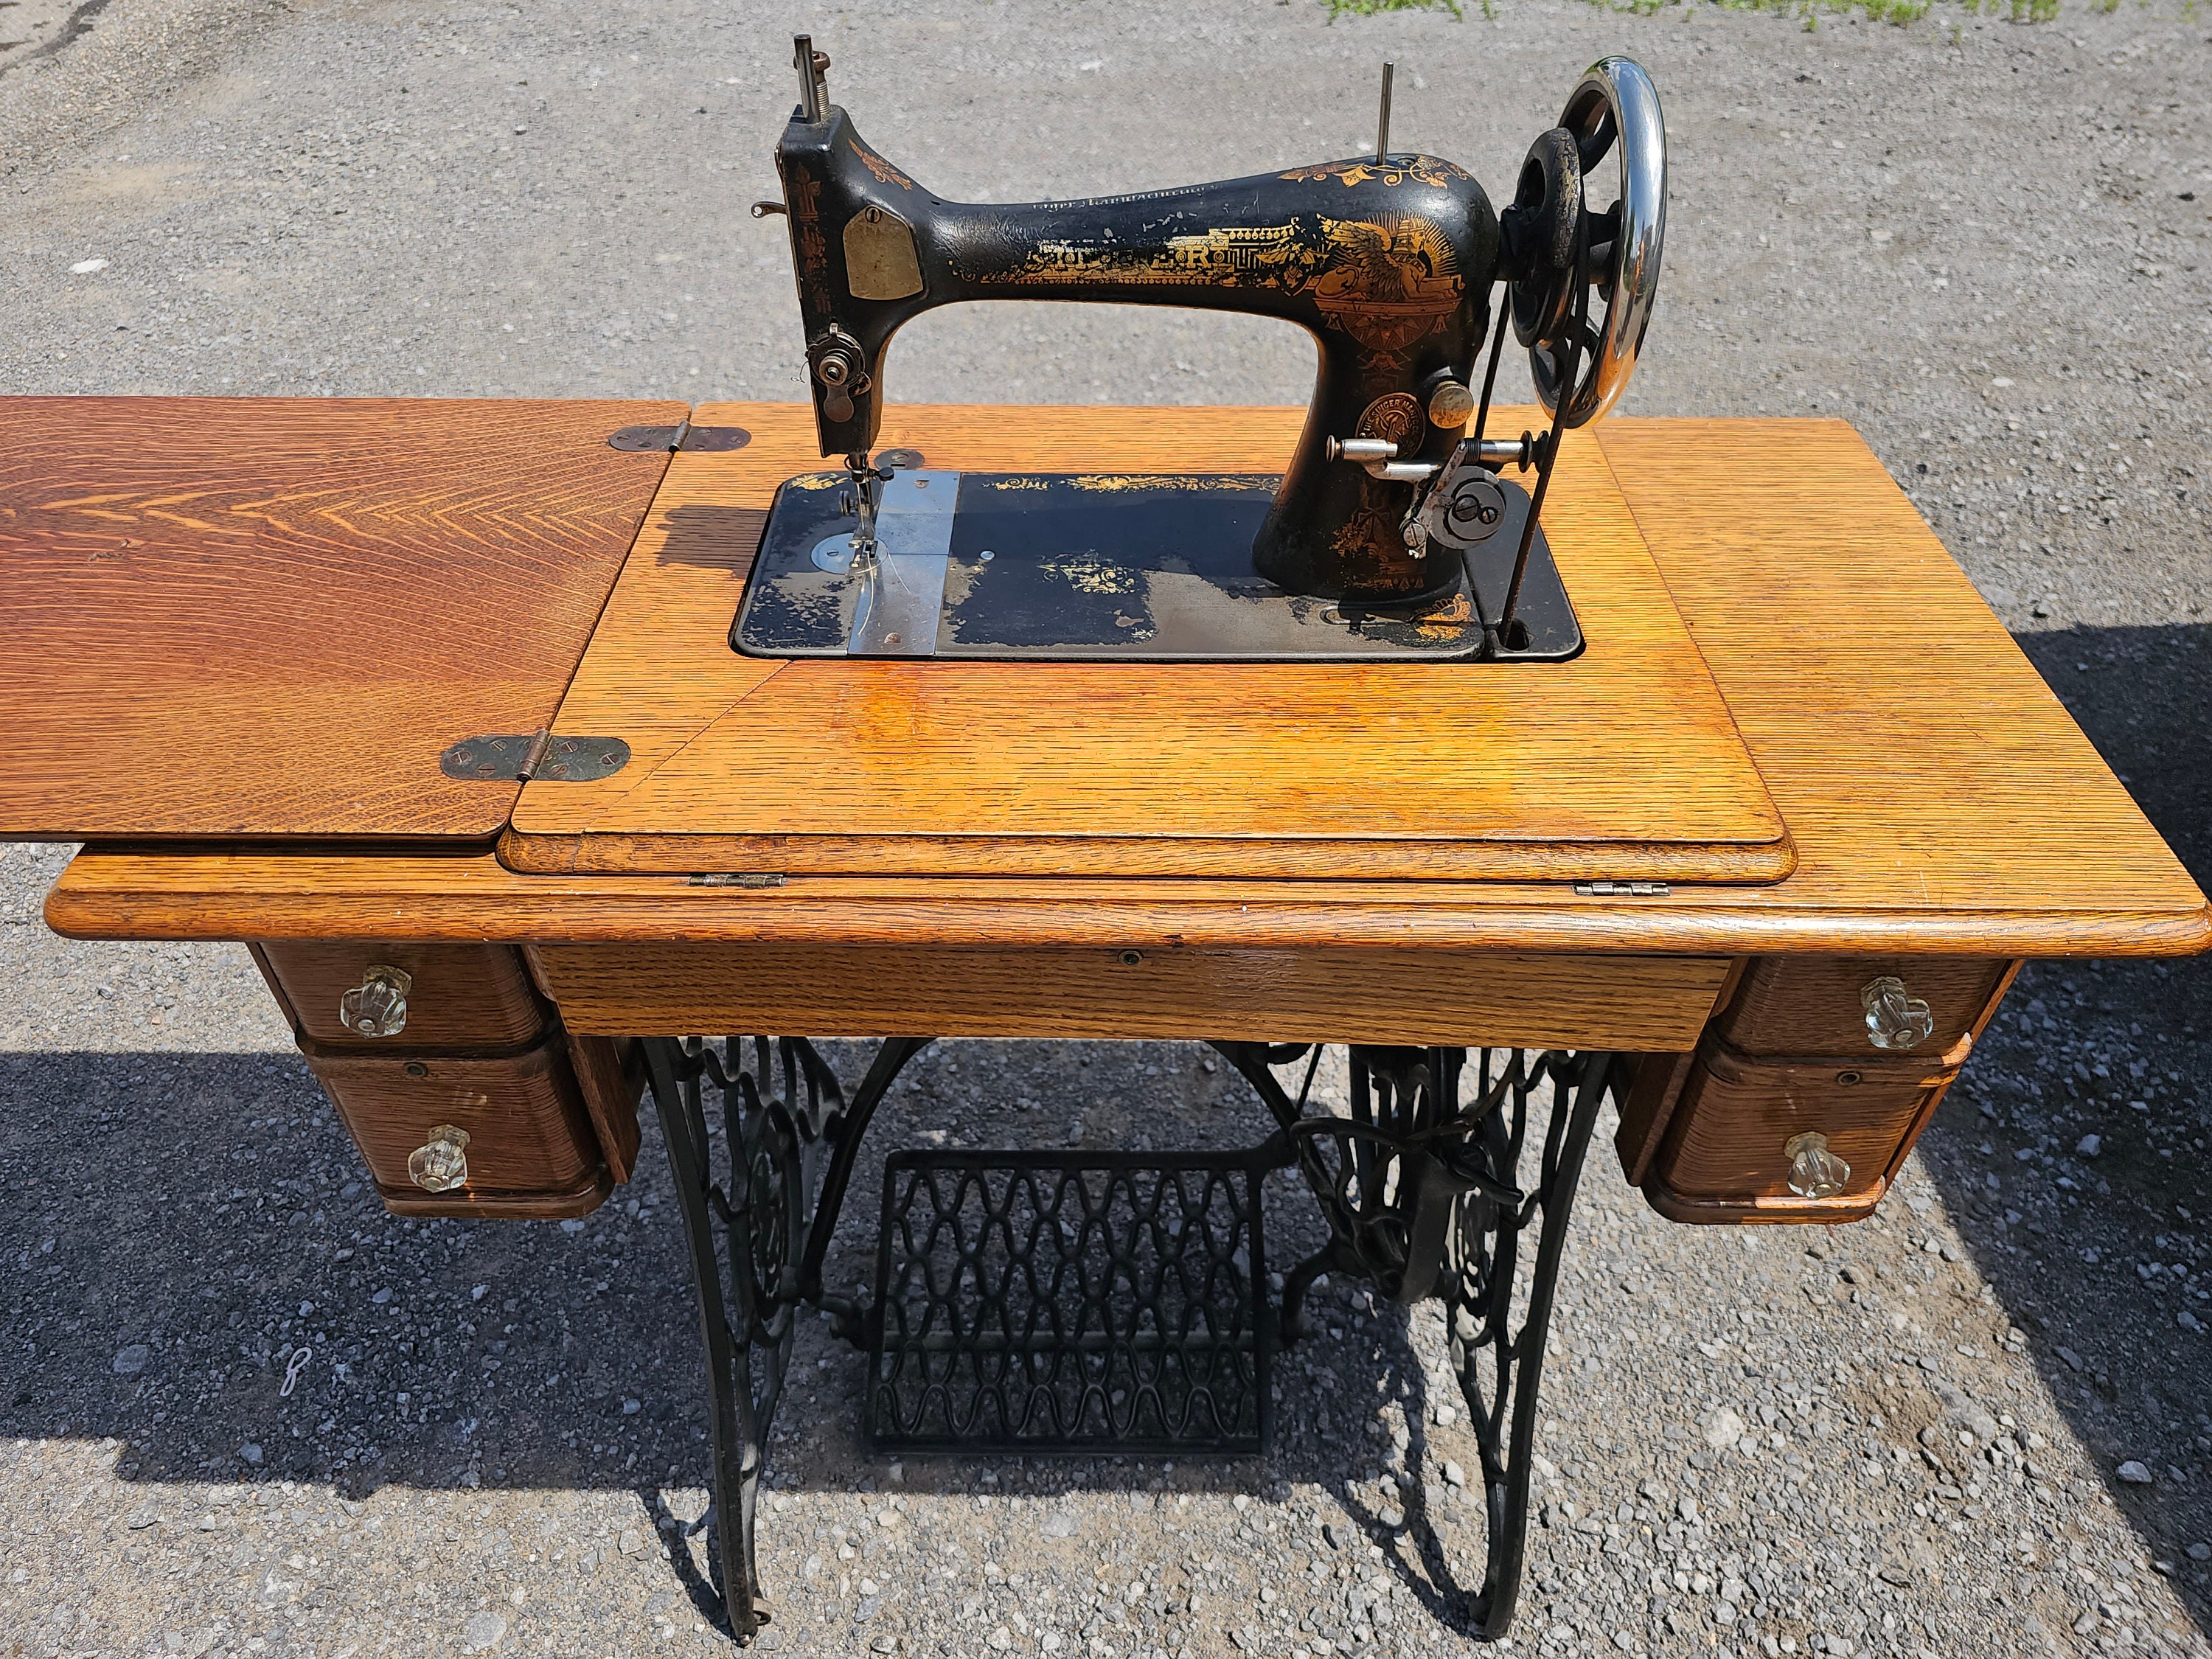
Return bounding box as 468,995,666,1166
500,403,1790,886
0,396,681,844
35,403,2210,961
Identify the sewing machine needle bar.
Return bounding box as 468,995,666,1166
1376,61,1394,161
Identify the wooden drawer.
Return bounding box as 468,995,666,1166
305,1038,608,1217
255,940,545,1048
568,1032,645,1185
528,941,1737,1050
1644,1037,1966,1224
1714,955,2011,1057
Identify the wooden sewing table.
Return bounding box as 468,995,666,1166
7,396,2204,1643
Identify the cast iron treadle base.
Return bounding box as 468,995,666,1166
642,1034,935,1645
1208,1044,1615,1639
642,1036,1613,1647
864,1145,1287,1455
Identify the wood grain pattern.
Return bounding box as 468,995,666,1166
46,849,2211,959
524,942,1735,1049
43,411,2211,964
0,396,682,841
502,403,1792,883
1652,1037,1966,1204
377,1169,612,1221
568,1033,643,1185
1644,961,2020,1225
1614,1048,1701,1187
1714,955,2010,1057
1857,957,2022,1202
302,1037,606,1215
1641,1178,1891,1228
1598,418,2205,922
257,939,544,1047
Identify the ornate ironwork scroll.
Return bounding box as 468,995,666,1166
865,1145,1284,1455
642,1034,932,1644
646,1036,1607,1646
1211,1043,1614,1638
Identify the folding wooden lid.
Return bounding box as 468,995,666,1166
504,403,1795,884
0,397,682,843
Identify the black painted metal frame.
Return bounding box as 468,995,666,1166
641,1033,933,1643
1210,1043,1613,1636
641,1034,1613,1646
866,1142,1287,1455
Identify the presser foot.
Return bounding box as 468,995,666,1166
641,1034,933,1642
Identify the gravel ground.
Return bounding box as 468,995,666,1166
2,1,2209,1657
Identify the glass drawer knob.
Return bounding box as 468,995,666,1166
1860,975,1934,1051
407,1124,471,1194
1785,1131,1850,1200
339,965,413,1037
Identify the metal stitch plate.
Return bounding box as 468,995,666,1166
732,470,1580,661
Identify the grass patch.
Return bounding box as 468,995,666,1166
1325,0,2065,24
1700,0,2059,24
1325,0,1472,18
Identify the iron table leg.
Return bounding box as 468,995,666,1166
1445,1049,1612,1637
642,1034,931,1644
644,1036,1607,1645
1213,1042,1614,1639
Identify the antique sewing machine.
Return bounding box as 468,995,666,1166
13,32,2211,1653
737,38,1665,662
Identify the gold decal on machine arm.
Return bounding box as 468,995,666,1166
787,167,830,313
1310,215,1462,352
960,225,1319,290
1280,156,1470,189
985,474,1264,494
848,139,915,190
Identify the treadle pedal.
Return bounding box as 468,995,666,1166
865,1148,1278,1455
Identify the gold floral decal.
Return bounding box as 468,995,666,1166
1280,156,1467,189
849,139,914,191
960,226,1318,291
1310,215,1464,353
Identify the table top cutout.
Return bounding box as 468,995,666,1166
504,403,1792,883
0,396,682,842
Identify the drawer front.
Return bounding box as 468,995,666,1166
305,1039,605,1215
1716,956,2010,1057
529,942,1736,1051
257,940,545,1048
1649,1042,1958,1218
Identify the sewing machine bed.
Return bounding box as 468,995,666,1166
731,469,1579,662
501,403,1794,884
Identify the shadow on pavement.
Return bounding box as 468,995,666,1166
0,1046,713,1497
0,1040,1520,1638
1915,622,2211,1627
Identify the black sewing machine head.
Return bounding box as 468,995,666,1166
736,38,1666,662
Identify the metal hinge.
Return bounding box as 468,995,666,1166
1573,880,1672,897
440,730,630,782
606,419,751,454
686,872,788,888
